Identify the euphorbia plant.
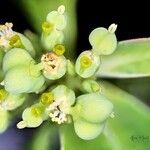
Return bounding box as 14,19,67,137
0,1,150,150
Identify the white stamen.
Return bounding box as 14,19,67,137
57,5,65,15
47,97,68,124
108,23,117,33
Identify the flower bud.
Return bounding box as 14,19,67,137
17,103,47,128
41,52,67,80
3,48,34,73
46,5,66,30
75,51,100,78
82,79,100,93
89,24,117,55
74,93,113,123
0,89,26,110
74,119,105,140
4,64,45,94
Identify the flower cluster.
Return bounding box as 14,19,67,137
0,5,117,140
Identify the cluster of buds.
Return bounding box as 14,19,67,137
0,5,117,140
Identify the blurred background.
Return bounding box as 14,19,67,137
0,0,150,150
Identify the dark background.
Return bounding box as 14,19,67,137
0,0,149,150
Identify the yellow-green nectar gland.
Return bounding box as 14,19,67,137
42,21,53,34
80,56,92,68
53,44,65,56
0,89,8,103
31,106,43,117
40,92,54,106
9,34,24,48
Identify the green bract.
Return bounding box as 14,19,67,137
89,24,117,55
4,65,45,94
75,51,100,78
74,119,105,140
74,93,113,123
3,48,33,73
71,93,113,140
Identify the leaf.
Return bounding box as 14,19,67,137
14,0,77,58
28,122,59,150
60,81,150,150
97,38,150,78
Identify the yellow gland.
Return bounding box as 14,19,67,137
42,21,53,34
40,92,54,106
80,56,92,68
9,34,23,48
31,106,42,117
53,44,65,56
0,89,8,102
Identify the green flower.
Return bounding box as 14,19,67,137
75,51,100,78
71,93,113,140
41,52,67,80
0,88,26,110
17,103,48,128
4,64,45,94
41,5,66,50
3,48,34,73
0,23,35,56
89,23,117,55
47,85,75,124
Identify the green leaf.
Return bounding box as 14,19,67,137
14,0,77,58
60,81,150,150
28,122,58,150
97,38,150,78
